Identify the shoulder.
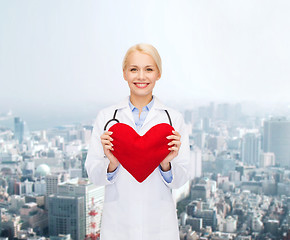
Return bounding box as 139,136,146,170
96,96,129,120
165,106,184,130
164,106,183,119
154,96,183,118
98,105,117,118
154,96,184,126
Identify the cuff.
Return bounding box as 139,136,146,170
158,164,173,183
107,164,120,181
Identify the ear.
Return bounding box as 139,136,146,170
156,72,161,81
123,70,127,81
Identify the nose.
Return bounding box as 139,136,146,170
137,69,145,80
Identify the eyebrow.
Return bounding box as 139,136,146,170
129,65,155,68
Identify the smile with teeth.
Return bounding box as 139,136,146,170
134,83,149,89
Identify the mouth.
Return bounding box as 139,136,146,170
134,83,149,89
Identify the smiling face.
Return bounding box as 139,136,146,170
123,51,161,99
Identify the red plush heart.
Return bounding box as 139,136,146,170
108,123,175,183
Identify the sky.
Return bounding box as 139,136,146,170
0,0,290,129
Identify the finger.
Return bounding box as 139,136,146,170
171,143,181,149
105,145,114,151
172,130,181,137
166,135,181,140
168,146,179,151
101,131,113,138
101,139,114,146
100,135,113,141
168,140,181,146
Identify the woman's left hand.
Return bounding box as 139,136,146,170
160,130,181,171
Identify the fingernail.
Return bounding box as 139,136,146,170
110,138,113,141
109,132,113,135
166,136,170,139
111,143,114,146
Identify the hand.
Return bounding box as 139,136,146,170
100,131,120,172
160,130,181,171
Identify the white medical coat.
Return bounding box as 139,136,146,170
85,95,190,240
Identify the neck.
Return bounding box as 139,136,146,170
130,94,153,109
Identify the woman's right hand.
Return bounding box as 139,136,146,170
100,131,120,172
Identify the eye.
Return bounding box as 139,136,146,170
147,68,153,71
130,68,137,72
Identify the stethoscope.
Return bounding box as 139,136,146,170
104,109,172,131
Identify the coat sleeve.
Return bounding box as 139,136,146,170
85,110,119,186
159,112,190,189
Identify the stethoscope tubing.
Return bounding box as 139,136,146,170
104,109,172,131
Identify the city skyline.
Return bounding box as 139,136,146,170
1,98,290,132
0,100,289,239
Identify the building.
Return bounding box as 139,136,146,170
223,216,237,233
19,202,48,231
259,152,275,167
189,146,202,179
15,179,34,195
36,164,51,178
263,117,290,167
50,234,72,240
191,184,209,201
192,130,205,149
229,171,240,183
241,182,262,194
55,178,104,236
9,195,25,214
14,117,24,144
193,209,217,231
34,179,46,195
45,174,61,196
81,149,88,178
216,158,236,175
25,195,45,208
201,117,211,132
186,217,203,232
241,133,261,166
265,219,279,236
0,213,22,239
207,136,226,153
48,195,85,240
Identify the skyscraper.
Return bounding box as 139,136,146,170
263,117,290,167
81,149,88,178
48,195,85,240
241,133,261,166
45,174,62,196
14,117,24,143
56,178,104,236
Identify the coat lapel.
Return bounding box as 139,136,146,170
115,96,135,128
141,95,167,130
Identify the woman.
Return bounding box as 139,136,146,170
85,43,190,240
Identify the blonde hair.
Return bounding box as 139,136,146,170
122,43,162,76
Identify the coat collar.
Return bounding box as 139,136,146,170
115,95,167,110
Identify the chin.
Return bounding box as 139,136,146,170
131,91,153,97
